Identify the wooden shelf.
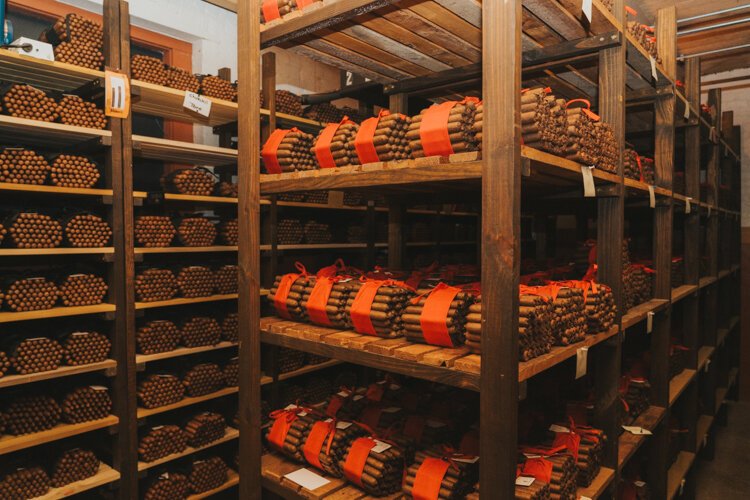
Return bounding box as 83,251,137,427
136,342,237,366
261,360,342,385
718,268,732,280
260,108,324,130
0,416,118,455
135,246,237,254
405,241,475,247
0,360,116,389
135,294,238,310
695,414,713,452
618,406,666,469
136,387,238,419
622,299,670,330
131,79,238,127
715,386,729,413
0,114,110,149
0,247,114,256
186,469,239,499
624,177,672,198
133,191,238,204
138,427,239,471
671,284,697,303
0,182,112,198
133,135,237,166
698,346,714,371
669,369,696,406
667,452,696,500
625,33,673,88
261,243,372,251
577,466,616,500
34,462,120,500
699,275,717,288
0,304,116,324
0,48,102,91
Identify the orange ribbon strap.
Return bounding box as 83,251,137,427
552,429,581,461
306,277,336,326
314,117,354,168
261,0,281,21
296,0,314,8
412,458,451,500
303,420,335,470
267,409,299,452
343,437,376,487
354,110,390,164
261,128,293,174
420,283,462,346
625,6,637,16
566,98,600,122
350,281,383,335
274,273,299,319
522,457,553,483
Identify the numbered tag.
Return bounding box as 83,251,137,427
516,476,535,487
581,165,596,197
647,311,654,334
685,197,691,214
648,185,655,208
576,346,588,379
650,56,658,81
183,91,212,118
105,70,130,118
622,425,653,435
581,0,592,22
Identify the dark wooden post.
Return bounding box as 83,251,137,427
387,94,408,270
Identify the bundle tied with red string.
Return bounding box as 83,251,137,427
261,127,316,173
401,283,476,347
545,420,607,487
564,99,619,174
541,283,587,345
301,259,361,328
340,433,405,496
301,418,369,477
399,413,454,450
624,148,656,184
268,263,315,322
345,279,416,338
620,375,650,424
265,404,318,462
623,263,654,311
518,445,578,499
311,117,360,168
322,387,368,420
403,446,479,499
626,14,661,63
350,110,412,164
555,280,616,333
407,98,480,158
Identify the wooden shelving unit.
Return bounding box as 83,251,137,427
34,463,120,500
0,360,116,389
186,469,239,500
137,427,240,471
0,416,119,455
136,387,239,419
134,294,238,310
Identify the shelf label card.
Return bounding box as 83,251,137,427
647,311,654,333
284,468,330,491
622,425,653,435
516,476,535,487
581,166,596,197
708,205,712,217
9,37,54,61
681,95,691,120
575,346,588,380
650,56,658,81
582,0,593,22
183,91,212,118
371,440,392,453
649,185,656,208
105,70,130,119
685,197,692,214
454,455,480,464
634,481,646,488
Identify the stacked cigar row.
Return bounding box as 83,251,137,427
135,216,177,247
343,437,406,496
622,265,653,311
303,220,332,244
409,101,480,158
548,287,587,345
222,313,239,342
137,320,181,354
144,472,190,500
50,155,101,188
575,430,606,486
304,102,349,123
0,149,49,185
264,130,317,173
131,55,201,92
139,425,188,462
672,257,684,288
177,266,216,298
135,264,236,301
4,213,61,248
0,466,51,499
59,273,107,306
176,216,218,246
215,265,239,294
298,277,355,328
525,452,578,499
217,181,238,198
622,377,651,425
61,386,112,423
582,284,616,332
180,316,222,347
403,289,475,346
2,272,108,312
136,311,237,355
312,121,360,167
302,374,333,404
351,113,413,164
565,105,619,173
50,448,100,488
137,374,184,408
182,362,225,397
41,13,103,70
54,39,104,70
0,332,109,377
200,75,237,102
275,90,304,116
219,219,238,245
188,456,230,493
0,84,107,129
347,282,415,338
0,351,9,376
403,447,478,499
135,268,178,302
223,357,239,386
58,95,108,128
640,156,655,184
515,481,551,499
62,331,111,365
162,168,216,196
277,347,308,373
278,218,304,244
627,21,661,64
64,214,112,247
623,148,656,183
506,88,568,155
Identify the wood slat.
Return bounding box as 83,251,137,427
0,417,118,455
34,463,119,500
0,115,110,149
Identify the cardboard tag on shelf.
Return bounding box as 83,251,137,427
622,426,653,435
649,185,656,208
575,346,588,379
650,56,658,81
8,37,53,61
581,166,596,197
647,311,654,333
336,421,353,430
183,91,212,118
105,70,130,119
453,455,480,464
581,0,593,22
682,96,691,120
516,476,535,487
685,197,691,214
284,468,330,491
634,481,646,488
371,440,392,453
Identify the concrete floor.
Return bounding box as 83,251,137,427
694,401,750,499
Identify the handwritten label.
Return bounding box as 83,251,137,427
650,56,658,81
284,468,330,491
581,0,592,22
183,91,212,118
576,346,588,379
105,70,130,118
647,311,654,333
649,185,655,208
622,426,653,435
516,476,535,487
581,166,596,197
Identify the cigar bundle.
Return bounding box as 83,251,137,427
322,388,368,420
188,456,229,493
520,452,578,500
3,394,61,434
50,448,99,487
278,218,304,244
275,90,304,116
565,104,619,173
311,121,360,168
139,424,188,462
221,312,238,342
7,336,63,374
1,84,59,122
402,287,475,347
61,385,112,423
177,266,216,298
218,219,238,245
176,216,217,247
0,466,50,499
50,154,100,188
180,316,221,347
583,284,616,333
403,448,478,499
622,265,653,312
266,406,317,461
302,376,333,404
182,362,224,397
61,331,111,365
262,129,317,173
268,274,315,322
184,411,226,447
64,213,112,247
547,286,587,345
277,347,307,373
515,480,551,499
622,377,650,424
137,374,185,409
3,277,60,312
0,351,9,377
0,148,50,185
200,75,237,102
58,273,108,306
340,436,405,496
640,157,655,184
298,276,356,328
135,268,178,302
217,181,238,198
575,430,606,486
223,357,239,386
136,320,181,355
304,103,348,123
41,13,102,47
260,0,297,22
132,55,168,86
624,149,656,184
627,21,661,63
351,112,413,164
408,100,479,158
162,168,216,196
5,212,63,248
215,264,239,294
306,419,369,477
167,66,201,93
53,39,104,69
135,216,177,247
303,220,332,244
57,94,107,129
144,472,190,500
346,281,415,338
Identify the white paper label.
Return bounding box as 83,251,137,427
683,97,691,120
337,391,350,398
576,346,588,379
352,395,364,401
9,38,54,61
152,425,164,430
648,185,656,208
382,407,401,414
705,359,711,373
686,198,692,214
371,440,392,453
581,0,592,22
581,166,596,197
90,385,108,391
183,91,212,118
647,311,654,334
453,455,480,464
549,424,570,434
622,426,653,435
160,473,170,480
335,421,353,430
680,479,686,495
516,475,535,487
650,56,658,80
284,468,330,491
634,481,646,487
389,383,401,390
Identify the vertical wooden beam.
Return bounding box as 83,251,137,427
237,0,262,497
684,59,701,286
656,6,676,81
262,52,276,142
481,0,520,496
388,204,405,270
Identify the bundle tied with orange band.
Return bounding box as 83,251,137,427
301,418,369,477
401,283,476,347
323,387,368,420
536,283,587,346
340,434,405,496
268,263,314,322
312,117,360,168
565,99,619,174
622,262,654,312
345,279,416,338
624,148,656,184
265,404,319,462
261,127,316,173
545,420,607,487
407,98,480,158
403,446,479,500
300,260,361,328
350,110,412,164
554,280,616,334
518,444,578,499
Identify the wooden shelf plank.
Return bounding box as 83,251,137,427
698,346,714,371
186,469,239,499
33,462,120,500
622,299,670,330
0,49,102,91
718,268,731,280
699,276,717,289
671,284,697,303
667,452,695,500
0,360,116,389
135,246,237,254
577,467,616,499
0,182,112,198
261,360,342,385
618,406,666,469
133,192,238,204
135,294,238,310
136,342,237,365
131,79,238,127
0,416,118,455
261,243,370,251
695,414,713,452
138,427,239,471
0,304,116,324
715,386,729,414
405,241,475,247
0,115,110,149
669,369,696,407
133,135,237,166
624,177,672,197
625,33,673,86
0,247,114,256
137,387,238,419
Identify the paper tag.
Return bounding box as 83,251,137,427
683,96,691,120
622,426,653,435
90,385,108,391
647,311,654,333
703,434,708,447
336,421,353,430
336,391,350,398
705,359,711,372
581,166,596,197
549,424,570,434
284,468,330,491
453,455,480,464
650,56,658,80
183,91,212,118
371,440,392,453
352,395,364,401
426,419,447,429
634,481,646,487
160,473,170,480
680,479,686,495
382,407,401,414
576,346,588,379
685,198,691,214
389,383,401,391
648,185,656,208
71,332,91,337
516,475,536,487
581,0,592,22
105,70,130,119
27,337,46,341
